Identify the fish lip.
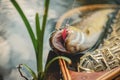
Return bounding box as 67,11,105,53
49,29,88,55
49,29,70,54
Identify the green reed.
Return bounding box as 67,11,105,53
10,0,71,80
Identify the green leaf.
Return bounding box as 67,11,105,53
36,0,50,74
42,0,50,33
39,56,71,79
21,64,37,80
35,13,41,41
11,0,37,52
11,0,51,79
45,56,71,72
35,13,43,73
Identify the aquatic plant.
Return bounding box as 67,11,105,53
10,0,71,80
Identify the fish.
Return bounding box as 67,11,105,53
78,10,120,72
50,9,115,54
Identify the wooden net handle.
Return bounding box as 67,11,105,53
59,59,71,80
97,67,120,80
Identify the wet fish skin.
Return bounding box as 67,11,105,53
65,9,114,53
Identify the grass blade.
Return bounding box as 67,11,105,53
40,56,71,79
11,0,37,52
36,0,50,73
35,13,41,41
22,64,37,80
45,56,71,72
35,13,43,73
42,0,50,33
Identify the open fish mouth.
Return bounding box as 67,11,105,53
49,26,86,54
49,28,69,54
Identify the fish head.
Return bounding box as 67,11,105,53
49,26,85,54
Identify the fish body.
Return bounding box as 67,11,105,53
78,10,120,72
50,9,115,54
65,9,114,53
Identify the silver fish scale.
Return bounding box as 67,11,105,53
78,10,120,72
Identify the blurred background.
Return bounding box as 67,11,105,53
0,0,120,80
